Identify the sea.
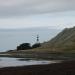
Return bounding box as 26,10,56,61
0,57,56,68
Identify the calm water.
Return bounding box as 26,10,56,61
0,28,61,52
0,57,56,68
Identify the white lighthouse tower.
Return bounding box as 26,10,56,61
36,34,39,43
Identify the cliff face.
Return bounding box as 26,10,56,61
41,27,75,51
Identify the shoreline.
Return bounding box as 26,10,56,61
0,60,75,75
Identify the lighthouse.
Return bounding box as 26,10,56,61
36,34,39,43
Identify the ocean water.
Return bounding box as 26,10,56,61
0,57,52,68
0,57,59,68
0,28,61,52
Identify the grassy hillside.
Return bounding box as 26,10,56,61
40,27,75,51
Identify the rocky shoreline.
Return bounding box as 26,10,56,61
0,60,75,75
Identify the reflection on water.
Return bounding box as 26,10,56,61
0,57,56,68
17,58,35,61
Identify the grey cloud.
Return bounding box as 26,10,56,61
0,0,75,18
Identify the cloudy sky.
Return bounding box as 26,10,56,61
0,0,75,29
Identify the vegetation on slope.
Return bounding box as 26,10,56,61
41,27,75,51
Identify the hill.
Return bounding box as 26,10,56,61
1,27,75,59
40,26,75,51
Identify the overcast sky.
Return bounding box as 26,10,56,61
0,0,75,29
